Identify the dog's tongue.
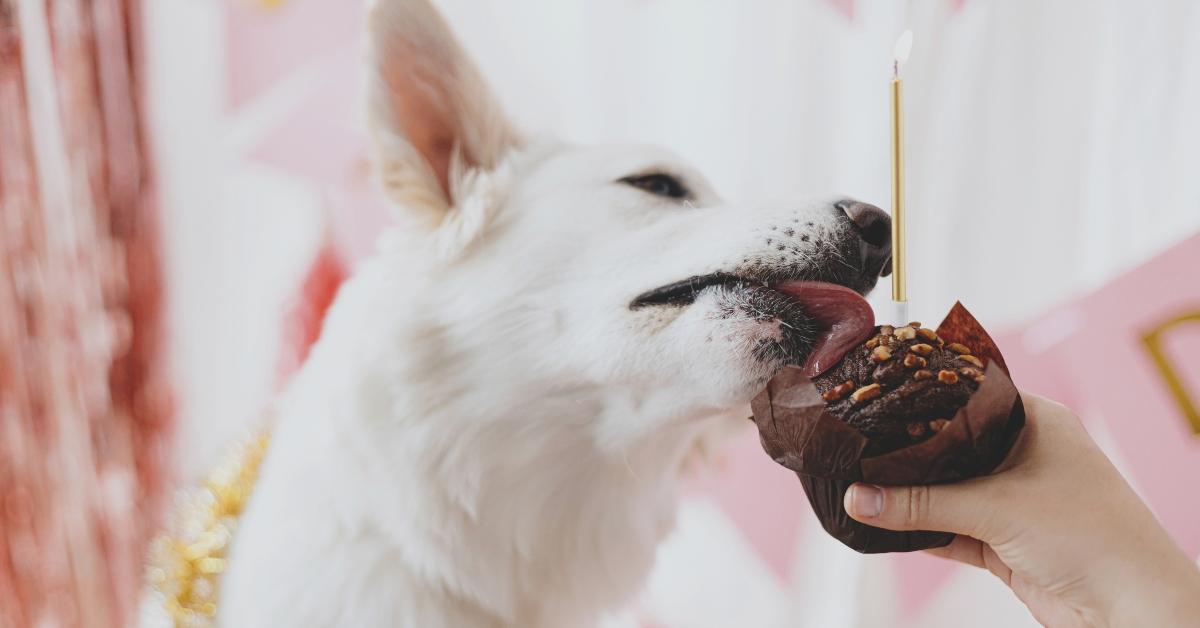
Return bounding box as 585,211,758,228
774,281,876,378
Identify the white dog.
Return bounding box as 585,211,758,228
156,0,892,626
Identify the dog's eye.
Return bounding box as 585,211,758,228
619,173,690,200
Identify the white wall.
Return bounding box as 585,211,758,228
438,0,1200,325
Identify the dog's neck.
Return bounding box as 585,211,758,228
236,256,724,627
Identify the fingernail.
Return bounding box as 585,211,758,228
848,484,883,518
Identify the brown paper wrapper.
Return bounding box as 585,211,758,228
750,302,1025,553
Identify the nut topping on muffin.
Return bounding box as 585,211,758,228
812,325,985,455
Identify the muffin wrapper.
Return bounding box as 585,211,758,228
750,302,1025,554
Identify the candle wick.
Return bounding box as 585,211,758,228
893,60,899,78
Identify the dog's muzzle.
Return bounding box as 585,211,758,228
628,199,893,376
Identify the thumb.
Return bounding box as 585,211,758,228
844,481,1000,539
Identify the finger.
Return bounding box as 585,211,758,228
843,481,997,538
924,535,986,570
979,542,1013,587
926,537,1015,588
1021,391,1071,419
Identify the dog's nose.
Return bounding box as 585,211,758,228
835,199,893,277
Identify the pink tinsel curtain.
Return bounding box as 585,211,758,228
0,1,170,626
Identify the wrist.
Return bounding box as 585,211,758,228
1104,552,1200,627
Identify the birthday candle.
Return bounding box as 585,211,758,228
890,30,913,324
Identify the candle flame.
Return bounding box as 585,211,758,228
892,30,913,76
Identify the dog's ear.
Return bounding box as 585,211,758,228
366,0,520,225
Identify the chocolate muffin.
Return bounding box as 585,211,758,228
812,322,988,456
751,302,1025,554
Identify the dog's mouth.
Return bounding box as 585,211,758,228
631,274,875,377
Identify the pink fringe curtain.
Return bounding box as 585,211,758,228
0,1,170,626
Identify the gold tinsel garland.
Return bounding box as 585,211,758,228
146,432,271,627
145,1,284,625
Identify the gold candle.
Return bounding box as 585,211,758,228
890,31,913,310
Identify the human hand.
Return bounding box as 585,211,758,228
843,394,1200,627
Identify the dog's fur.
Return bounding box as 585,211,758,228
157,1,884,626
